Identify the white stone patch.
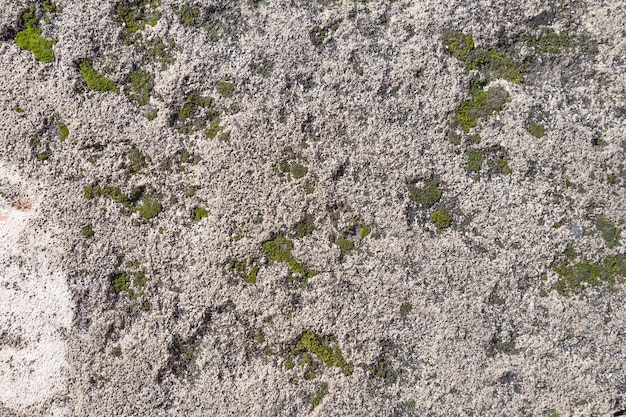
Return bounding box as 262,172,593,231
0,164,71,413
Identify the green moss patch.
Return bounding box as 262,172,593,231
466,149,484,175
216,79,235,98
56,120,69,141
194,207,208,221
595,215,621,248
312,383,328,407
229,259,258,284
173,92,218,134
15,7,56,63
527,122,545,138
126,71,154,106
455,85,510,132
294,215,315,237
553,255,626,295
80,60,119,93
291,331,354,376
262,235,317,282
431,208,452,230
408,179,441,209
117,0,161,43
111,270,147,297
443,31,522,83
137,195,162,219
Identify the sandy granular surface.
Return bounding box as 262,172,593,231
0,0,625,416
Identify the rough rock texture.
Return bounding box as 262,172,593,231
0,0,625,416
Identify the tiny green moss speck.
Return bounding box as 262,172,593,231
82,224,94,238
80,60,119,93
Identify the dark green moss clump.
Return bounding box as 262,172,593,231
173,92,217,134
595,215,621,248
262,235,317,281
431,208,452,230
408,179,441,209
15,6,56,63
531,31,570,54
80,60,119,94
455,85,510,132
291,331,354,376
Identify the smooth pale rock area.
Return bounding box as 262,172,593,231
0,0,625,416
0,164,71,415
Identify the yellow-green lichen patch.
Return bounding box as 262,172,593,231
595,216,621,248
553,255,626,295
291,331,354,376
455,85,510,132
442,30,474,61
116,0,161,43
14,6,56,63
80,60,119,93
262,235,317,282
126,70,154,106
408,179,441,209
430,208,452,230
